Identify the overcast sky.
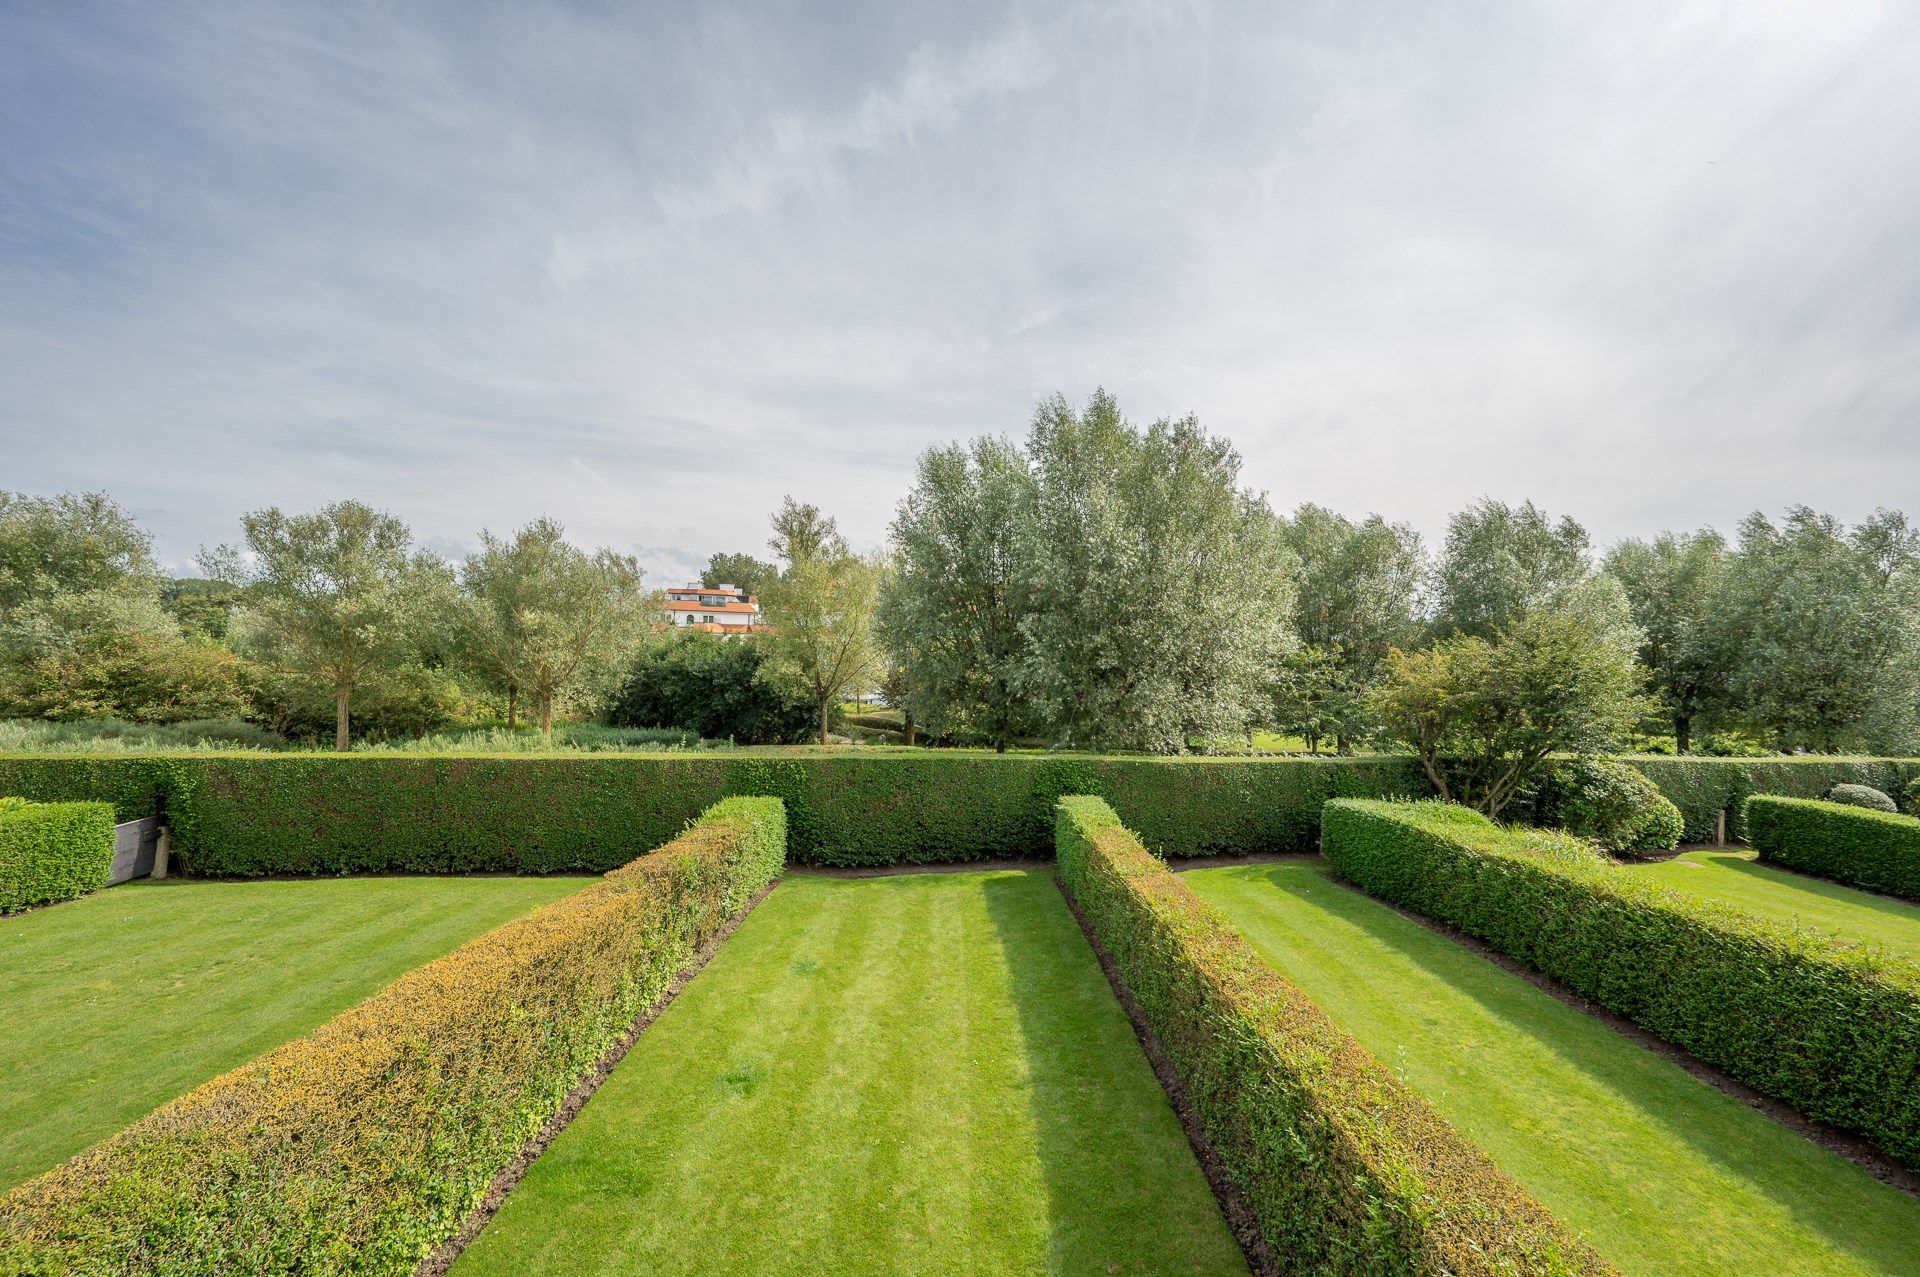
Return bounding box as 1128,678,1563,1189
4,1,1917,581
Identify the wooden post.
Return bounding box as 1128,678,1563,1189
153,827,171,880
1715,809,1727,848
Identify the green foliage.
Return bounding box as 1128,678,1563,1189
1267,646,1373,755
1908,777,1920,812
0,491,160,613
1824,782,1897,812
159,578,242,642
1055,796,1610,1275
698,551,774,601
1745,796,1920,899
761,502,885,746
0,799,116,912
208,500,452,750
0,718,281,753
879,434,1036,750
0,753,1422,873
1603,531,1732,752
1019,391,1297,751
1718,507,1920,753
605,632,817,744
1433,498,1590,639
457,517,650,736
0,798,784,1276
1621,755,1920,841
1375,605,1650,816
1323,799,1920,1169
1532,758,1684,853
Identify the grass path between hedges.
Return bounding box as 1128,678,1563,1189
0,874,590,1191
1623,849,1920,960
1186,861,1920,1277
453,869,1246,1277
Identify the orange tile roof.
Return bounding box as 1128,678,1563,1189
664,599,759,614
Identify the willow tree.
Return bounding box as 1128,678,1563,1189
206,501,444,750
760,500,884,746
460,518,649,737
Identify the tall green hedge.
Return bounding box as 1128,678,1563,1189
0,752,1426,874
1056,796,1610,1275
1323,799,1920,1170
1620,756,1920,842
0,799,117,913
1746,795,1920,899
0,756,169,822
0,797,785,1276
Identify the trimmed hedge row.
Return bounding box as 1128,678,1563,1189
0,798,116,913
1323,799,1920,1169
1055,795,1610,1275
0,752,1426,873
0,796,786,1276
1746,795,1920,900
1620,756,1920,842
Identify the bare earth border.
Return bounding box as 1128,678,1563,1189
1289,867,1920,1201
413,877,780,1277
1055,877,1280,1277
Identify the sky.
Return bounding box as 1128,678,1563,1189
3,0,1918,583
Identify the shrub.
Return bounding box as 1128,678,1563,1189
1620,756,1920,841
1746,796,1920,900
1055,796,1608,1275
0,798,116,912
1823,782,1897,813
0,796,785,1275
1323,799,1920,1169
1907,777,1920,813
604,633,821,744
1534,758,1683,853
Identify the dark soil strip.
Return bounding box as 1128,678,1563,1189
414,878,780,1277
1321,872,1920,1201
794,857,1053,878
1055,878,1278,1277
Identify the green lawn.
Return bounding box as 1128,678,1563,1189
1625,849,1920,961
0,874,589,1190
455,870,1245,1277
1186,861,1920,1277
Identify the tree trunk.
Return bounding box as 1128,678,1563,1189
905,712,917,747
508,684,518,730
995,737,1007,754
1675,714,1691,754
818,695,830,747
539,689,554,738
334,688,350,752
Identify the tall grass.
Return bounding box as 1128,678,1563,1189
0,719,285,753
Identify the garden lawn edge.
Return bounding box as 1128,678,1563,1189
1322,799,1920,1170
1054,795,1611,1276
0,797,786,1277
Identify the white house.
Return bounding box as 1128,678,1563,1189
663,583,764,634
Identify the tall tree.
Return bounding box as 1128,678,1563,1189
879,435,1036,751
460,518,649,737
1433,499,1590,639
205,501,446,750
0,490,160,613
700,551,775,601
1718,507,1920,752
760,501,885,746
1603,530,1732,752
1018,390,1296,751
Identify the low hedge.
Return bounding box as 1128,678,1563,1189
0,798,116,913
1055,795,1609,1275
1323,799,1920,1169
1746,795,1920,899
1621,756,1920,842
0,796,786,1276
0,752,1425,873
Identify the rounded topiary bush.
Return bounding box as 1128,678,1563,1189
1824,783,1897,813
1543,758,1684,854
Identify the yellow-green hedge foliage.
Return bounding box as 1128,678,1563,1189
0,798,116,913
1054,795,1610,1275
0,796,785,1276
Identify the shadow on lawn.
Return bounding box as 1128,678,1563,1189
978,870,1247,1277
1220,861,1917,1276
1687,853,1920,930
